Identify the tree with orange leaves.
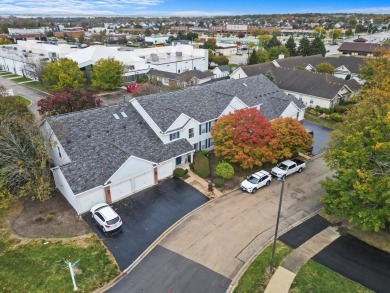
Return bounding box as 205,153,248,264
271,117,313,159
211,108,278,169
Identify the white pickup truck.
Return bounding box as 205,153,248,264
240,170,272,193
271,159,306,179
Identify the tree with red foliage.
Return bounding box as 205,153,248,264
211,108,279,169
271,117,313,159
38,88,102,118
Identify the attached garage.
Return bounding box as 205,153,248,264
110,179,133,202
158,160,175,180
134,172,154,192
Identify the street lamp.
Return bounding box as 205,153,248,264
269,176,285,274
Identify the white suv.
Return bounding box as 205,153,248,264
90,203,122,233
240,170,272,193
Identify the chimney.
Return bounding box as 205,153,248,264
278,54,285,59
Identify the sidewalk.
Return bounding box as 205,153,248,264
184,169,223,199
265,226,340,293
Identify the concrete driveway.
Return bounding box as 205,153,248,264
280,215,390,293
107,156,333,292
82,178,208,271
301,120,332,155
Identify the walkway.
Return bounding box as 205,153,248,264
184,169,223,199
265,226,340,293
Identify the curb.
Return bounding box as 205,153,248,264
226,208,323,293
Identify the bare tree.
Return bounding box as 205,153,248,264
23,58,47,84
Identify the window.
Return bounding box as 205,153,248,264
188,128,194,138
202,139,207,149
201,124,207,134
169,131,180,141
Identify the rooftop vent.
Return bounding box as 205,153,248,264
243,83,247,87
113,113,120,119
121,112,127,118
176,51,182,57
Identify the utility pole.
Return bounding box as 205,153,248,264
269,178,285,274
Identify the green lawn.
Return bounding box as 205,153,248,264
0,205,119,292
304,112,337,129
290,260,373,293
234,241,293,293
13,95,32,107
4,74,21,78
11,77,33,83
24,81,50,93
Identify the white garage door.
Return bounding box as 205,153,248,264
76,188,106,214
134,172,154,192
110,179,132,202
158,160,174,180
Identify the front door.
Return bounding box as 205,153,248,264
175,156,182,165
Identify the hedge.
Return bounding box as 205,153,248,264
193,152,210,178
173,168,186,177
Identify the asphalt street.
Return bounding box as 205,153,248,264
82,178,208,271
0,74,48,118
279,214,330,248
107,156,332,292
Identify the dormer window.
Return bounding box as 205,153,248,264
169,131,180,141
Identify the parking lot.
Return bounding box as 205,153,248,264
82,178,208,271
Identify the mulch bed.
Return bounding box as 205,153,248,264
11,190,90,238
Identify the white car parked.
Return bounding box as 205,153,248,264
90,203,122,233
240,170,272,193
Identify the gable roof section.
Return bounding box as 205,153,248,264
47,103,193,194
216,65,229,73
136,75,303,131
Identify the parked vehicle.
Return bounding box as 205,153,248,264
90,203,122,233
240,170,272,193
271,159,306,179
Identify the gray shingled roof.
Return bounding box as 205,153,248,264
47,103,193,194
338,42,390,54
238,65,361,99
136,75,304,132
275,55,365,74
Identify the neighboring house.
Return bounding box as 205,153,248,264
231,65,361,108
147,69,214,87
338,42,390,57
231,55,365,82
212,65,230,78
44,75,305,214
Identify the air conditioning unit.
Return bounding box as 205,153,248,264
176,51,182,57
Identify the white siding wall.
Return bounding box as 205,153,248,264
52,167,77,210
220,97,249,116
0,56,29,77
230,68,247,80
280,102,305,121
285,90,332,109
41,121,71,167
158,160,175,180
75,187,106,214
109,156,155,183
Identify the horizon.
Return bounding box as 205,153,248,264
1,0,390,17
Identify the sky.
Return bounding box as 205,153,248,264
1,0,390,17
